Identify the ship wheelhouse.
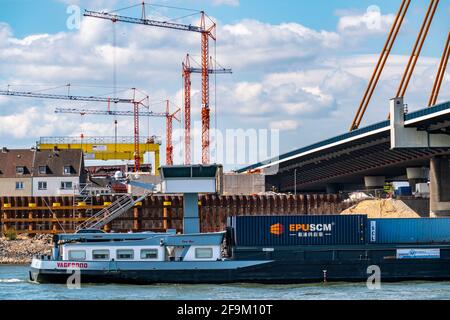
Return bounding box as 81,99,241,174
55,231,225,263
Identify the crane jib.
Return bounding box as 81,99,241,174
54,108,168,118
0,90,133,104
83,11,205,33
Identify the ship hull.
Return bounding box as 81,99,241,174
29,249,450,285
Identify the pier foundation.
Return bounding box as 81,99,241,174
430,156,450,217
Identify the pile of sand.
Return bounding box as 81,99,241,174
341,199,420,219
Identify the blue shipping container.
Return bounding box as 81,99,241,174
230,215,367,246
368,218,450,244
395,186,412,197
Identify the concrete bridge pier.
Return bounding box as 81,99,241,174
430,156,450,217
406,167,429,191
364,176,386,190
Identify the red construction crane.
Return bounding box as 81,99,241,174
182,54,232,165
0,86,147,172
429,31,449,107
165,100,181,166
84,2,217,164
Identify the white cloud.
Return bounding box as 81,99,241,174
0,23,12,47
220,20,340,68
270,120,298,131
234,82,263,103
0,6,445,166
9,34,52,46
337,6,395,37
0,107,72,139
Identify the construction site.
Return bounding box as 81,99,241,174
0,0,449,237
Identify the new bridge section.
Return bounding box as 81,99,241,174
238,99,450,216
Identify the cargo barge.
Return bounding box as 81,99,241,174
29,215,450,284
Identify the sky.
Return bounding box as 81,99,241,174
0,0,449,171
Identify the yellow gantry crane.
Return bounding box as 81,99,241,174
38,136,161,173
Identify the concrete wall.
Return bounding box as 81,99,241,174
430,156,450,217
0,178,32,196
391,97,450,148
223,174,265,195
401,199,430,218
0,194,352,234
128,173,266,196
32,177,80,197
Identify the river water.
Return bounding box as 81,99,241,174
1,265,450,300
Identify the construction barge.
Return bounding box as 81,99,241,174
29,165,450,285
29,214,450,284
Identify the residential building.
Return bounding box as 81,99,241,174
0,148,86,196
32,149,86,197
0,148,34,196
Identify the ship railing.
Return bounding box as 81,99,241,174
76,194,132,230
76,192,150,231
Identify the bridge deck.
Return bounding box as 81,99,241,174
238,101,450,192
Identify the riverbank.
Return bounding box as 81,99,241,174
0,235,52,264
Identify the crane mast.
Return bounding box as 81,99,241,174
182,54,232,165
165,101,181,166
182,55,192,165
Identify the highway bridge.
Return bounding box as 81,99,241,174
238,98,450,216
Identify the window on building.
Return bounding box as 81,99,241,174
38,181,47,190
61,181,73,190
140,249,159,260
39,166,47,174
92,250,110,260
195,248,213,259
68,250,86,261
63,166,72,175
117,250,134,260
15,181,24,190
16,166,25,175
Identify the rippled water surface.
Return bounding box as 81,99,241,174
1,265,450,300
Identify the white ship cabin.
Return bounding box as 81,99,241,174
57,232,225,263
